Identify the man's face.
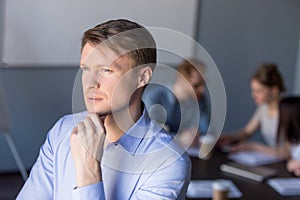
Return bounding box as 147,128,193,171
188,71,205,99
174,70,205,101
80,43,139,115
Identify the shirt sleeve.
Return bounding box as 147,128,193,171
16,128,55,200
130,156,191,200
142,84,159,104
72,182,105,200
198,105,209,134
198,96,210,134
251,106,263,123
142,85,168,125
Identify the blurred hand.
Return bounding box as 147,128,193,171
230,141,260,152
70,113,106,187
217,133,237,146
287,159,300,177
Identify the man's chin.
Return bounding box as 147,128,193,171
88,110,107,118
86,107,107,115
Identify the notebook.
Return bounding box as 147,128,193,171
228,151,284,166
186,179,242,198
267,178,300,196
220,162,277,182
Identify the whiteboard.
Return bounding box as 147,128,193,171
2,0,198,67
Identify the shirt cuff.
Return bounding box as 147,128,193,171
72,182,105,200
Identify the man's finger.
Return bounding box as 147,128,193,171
89,113,105,134
83,116,96,133
72,127,78,134
76,121,86,137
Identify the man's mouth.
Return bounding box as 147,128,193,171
87,97,103,103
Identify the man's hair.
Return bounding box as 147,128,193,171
251,63,285,93
81,19,156,69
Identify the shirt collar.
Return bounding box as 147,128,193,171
115,108,151,155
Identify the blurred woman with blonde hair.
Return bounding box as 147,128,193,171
219,63,288,158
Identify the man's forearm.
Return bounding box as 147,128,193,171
75,160,102,188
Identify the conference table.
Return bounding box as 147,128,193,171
188,148,300,200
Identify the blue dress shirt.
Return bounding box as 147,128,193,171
17,109,191,200
142,84,210,135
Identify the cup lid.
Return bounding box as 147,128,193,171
212,180,229,191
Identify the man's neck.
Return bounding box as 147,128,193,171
104,101,143,143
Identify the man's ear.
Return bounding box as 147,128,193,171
138,66,152,88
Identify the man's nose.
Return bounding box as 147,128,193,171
85,71,102,89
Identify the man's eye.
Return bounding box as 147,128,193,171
103,68,112,73
81,67,90,72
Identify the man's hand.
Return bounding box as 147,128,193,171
70,113,106,188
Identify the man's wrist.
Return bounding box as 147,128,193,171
76,161,102,188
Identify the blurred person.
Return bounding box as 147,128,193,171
277,97,300,176
143,58,210,148
219,63,287,158
17,19,191,200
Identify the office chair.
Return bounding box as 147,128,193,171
0,85,28,181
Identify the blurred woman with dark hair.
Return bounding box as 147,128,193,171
278,97,300,176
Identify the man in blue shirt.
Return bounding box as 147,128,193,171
143,59,210,147
17,19,191,199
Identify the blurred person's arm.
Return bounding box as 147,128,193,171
218,106,264,146
230,141,289,158
218,116,259,146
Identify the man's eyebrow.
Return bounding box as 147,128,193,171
79,63,87,67
79,63,108,68
111,62,122,69
103,61,123,70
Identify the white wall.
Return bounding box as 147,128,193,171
3,0,197,66
197,0,300,132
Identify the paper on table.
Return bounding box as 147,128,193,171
228,151,284,166
267,178,300,196
186,179,243,198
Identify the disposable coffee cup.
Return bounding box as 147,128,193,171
212,181,229,200
199,135,215,160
